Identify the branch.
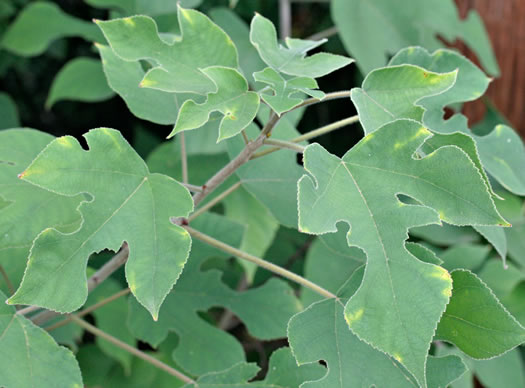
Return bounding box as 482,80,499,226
180,132,188,184
45,288,131,332
182,183,203,193
253,115,359,159
69,315,197,385
263,138,306,153
188,182,241,222
0,264,14,295
307,26,339,41
185,226,337,300
279,0,292,39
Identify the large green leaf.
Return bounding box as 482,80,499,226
127,213,301,375
96,43,193,125
96,6,238,94
169,66,259,141
0,129,82,295
249,13,353,78
435,270,525,358
289,266,463,387
298,119,507,386
387,47,525,196
0,92,19,129
332,0,499,76
46,57,115,109
0,290,83,388
1,2,103,56
8,128,193,320
86,0,201,16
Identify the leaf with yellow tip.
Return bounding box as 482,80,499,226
8,128,193,320
96,6,238,95
298,119,507,387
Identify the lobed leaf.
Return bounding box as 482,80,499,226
0,290,83,388
169,66,259,142
0,129,83,294
127,213,302,375
1,2,103,57
96,6,238,94
254,67,324,115
250,13,353,78
8,128,193,320
298,119,507,386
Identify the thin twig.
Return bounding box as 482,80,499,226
189,114,280,210
185,226,337,300
0,264,15,296
253,115,359,159
45,288,131,332
69,315,197,385
263,138,306,153
31,244,130,326
306,26,338,41
188,182,242,222
279,0,292,39
241,130,250,145
16,305,41,316
182,183,203,193
180,132,188,184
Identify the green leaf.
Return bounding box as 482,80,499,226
289,267,420,387
46,57,115,109
182,347,324,387
0,290,83,388
254,67,324,115
473,348,525,388
210,7,266,85
169,66,260,142
86,0,202,16
1,2,103,57
388,47,525,196
475,125,525,195
0,92,19,129
477,259,525,301
298,119,507,386
8,128,193,320
249,13,353,78
96,7,238,94
438,244,490,271
473,224,507,261
410,223,479,246
127,213,302,375
351,64,457,135
426,355,467,388
0,129,83,294
97,43,196,125
435,270,525,358
301,226,365,307
332,0,499,76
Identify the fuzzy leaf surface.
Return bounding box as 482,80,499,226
8,128,193,320
435,269,525,358
170,67,259,141
298,119,507,386
0,129,83,294
388,47,525,196
0,290,83,388
96,7,237,94
249,13,353,78
1,2,103,56
254,67,324,115
127,213,301,375
46,57,114,109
